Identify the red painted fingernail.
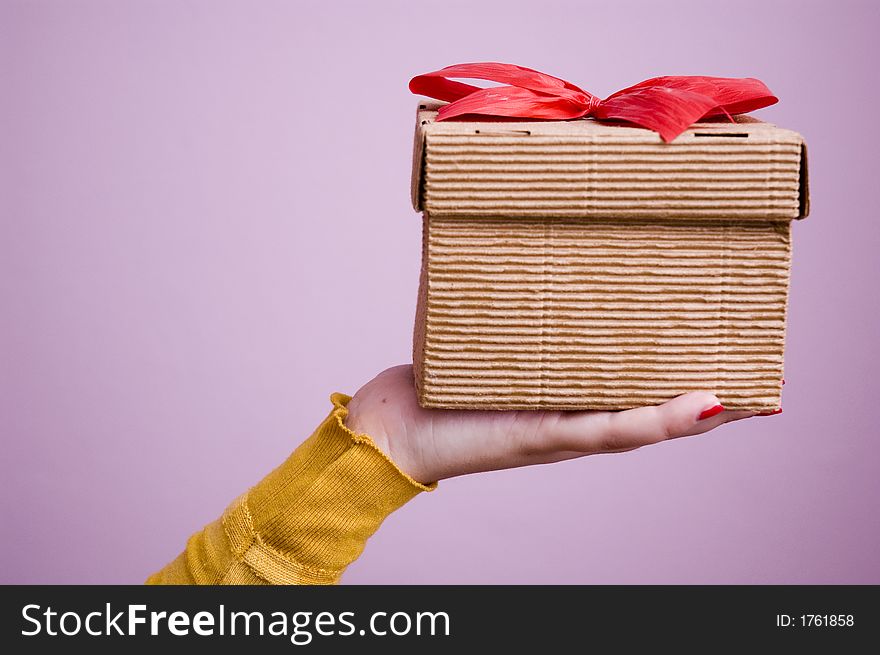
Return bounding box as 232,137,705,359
698,404,725,421
782,379,786,386
757,408,783,416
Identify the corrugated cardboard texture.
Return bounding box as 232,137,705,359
413,103,807,220
414,216,790,410
411,102,808,411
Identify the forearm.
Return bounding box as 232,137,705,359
146,393,435,585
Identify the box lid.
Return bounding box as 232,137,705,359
411,101,809,220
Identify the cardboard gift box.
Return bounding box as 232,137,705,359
410,100,809,411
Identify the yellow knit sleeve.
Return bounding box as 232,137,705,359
146,393,436,585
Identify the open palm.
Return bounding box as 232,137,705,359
345,365,754,483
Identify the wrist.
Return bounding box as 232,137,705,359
344,393,432,484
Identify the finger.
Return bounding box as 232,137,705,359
678,408,756,438
546,391,729,454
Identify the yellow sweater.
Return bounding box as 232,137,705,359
146,393,435,584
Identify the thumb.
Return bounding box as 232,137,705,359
659,392,757,440
535,392,755,454
601,391,729,450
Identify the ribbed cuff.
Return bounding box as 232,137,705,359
232,393,436,584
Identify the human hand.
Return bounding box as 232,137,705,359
345,365,756,484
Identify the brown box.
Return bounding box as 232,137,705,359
411,101,809,411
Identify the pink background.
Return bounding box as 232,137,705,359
3,0,878,584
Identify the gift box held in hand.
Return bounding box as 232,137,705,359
409,65,809,411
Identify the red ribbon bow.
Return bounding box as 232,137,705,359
409,63,778,142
